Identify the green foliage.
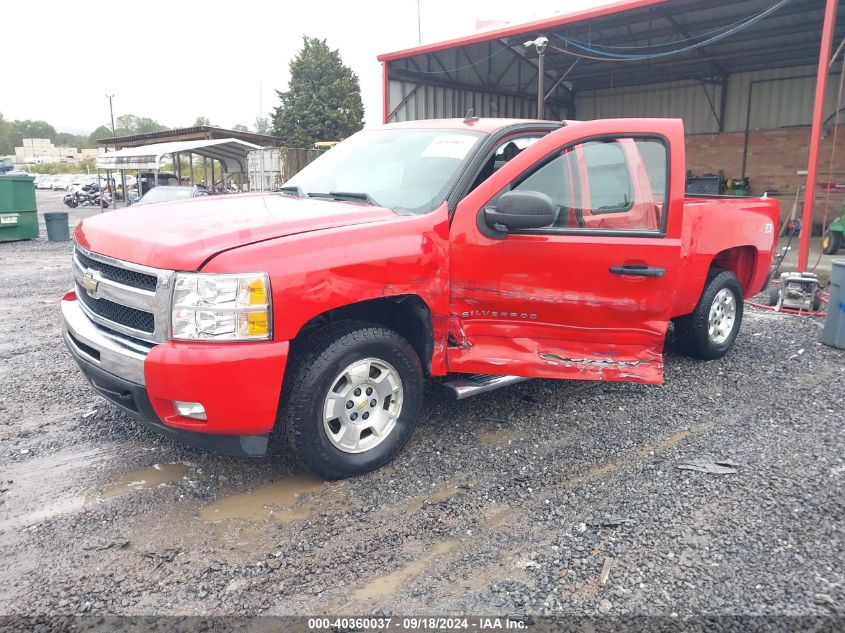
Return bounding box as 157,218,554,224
254,117,272,135
29,159,96,175
0,115,58,155
232,124,249,132
0,110,171,164
88,125,113,146
114,114,169,136
272,37,364,148
193,116,212,127
0,113,13,155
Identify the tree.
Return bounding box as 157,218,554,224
0,113,13,155
232,124,249,132
193,116,212,127
88,125,113,147
272,37,364,147
254,116,271,135
115,114,168,136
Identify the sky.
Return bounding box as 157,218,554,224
2,0,615,134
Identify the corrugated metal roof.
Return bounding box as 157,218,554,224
380,0,844,124
95,139,261,172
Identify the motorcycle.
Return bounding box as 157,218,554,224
63,184,111,209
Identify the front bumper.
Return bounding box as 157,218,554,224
62,295,289,456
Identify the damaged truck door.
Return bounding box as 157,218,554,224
449,119,685,384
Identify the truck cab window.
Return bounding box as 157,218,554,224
470,135,542,192
582,141,632,214
513,150,580,228
511,136,667,233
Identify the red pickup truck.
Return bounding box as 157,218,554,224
63,118,778,478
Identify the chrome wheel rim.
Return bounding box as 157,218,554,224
322,357,403,454
708,288,737,345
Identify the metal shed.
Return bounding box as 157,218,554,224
95,138,261,204
377,0,844,270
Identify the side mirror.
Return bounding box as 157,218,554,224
483,190,556,233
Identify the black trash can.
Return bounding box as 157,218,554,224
821,260,845,350
44,212,70,242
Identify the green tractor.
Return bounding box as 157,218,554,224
823,204,845,254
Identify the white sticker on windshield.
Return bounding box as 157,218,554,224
422,135,476,160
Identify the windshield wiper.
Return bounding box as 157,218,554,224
277,185,303,197
307,191,379,206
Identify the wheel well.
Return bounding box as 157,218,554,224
293,295,434,375
711,246,757,292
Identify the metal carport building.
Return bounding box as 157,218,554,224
377,0,845,269
95,138,261,203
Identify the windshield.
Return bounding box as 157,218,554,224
135,187,194,205
283,128,484,214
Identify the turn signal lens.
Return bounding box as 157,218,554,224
246,311,269,337
247,279,267,305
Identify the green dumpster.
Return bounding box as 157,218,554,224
0,175,39,241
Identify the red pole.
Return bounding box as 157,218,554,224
797,0,838,271
382,61,390,124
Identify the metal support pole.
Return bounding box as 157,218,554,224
537,52,545,119
798,0,838,272
189,153,194,186
382,61,390,124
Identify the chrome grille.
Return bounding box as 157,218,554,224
76,287,155,333
72,244,175,343
74,247,157,292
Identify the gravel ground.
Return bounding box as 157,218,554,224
0,191,843,622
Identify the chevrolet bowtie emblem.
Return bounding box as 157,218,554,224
81,270,100,298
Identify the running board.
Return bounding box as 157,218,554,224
442,374,529,400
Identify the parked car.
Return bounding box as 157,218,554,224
62,117,778,479
137,172,178,195
132,186,210,206
68,177,97,193
52,175,72,190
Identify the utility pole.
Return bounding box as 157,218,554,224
105,93,124,208
416,0,421,44
524,37,548,119
106,94,116,138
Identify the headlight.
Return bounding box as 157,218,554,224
171,273,271,341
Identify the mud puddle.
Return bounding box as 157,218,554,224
477,428,519,447
0,447,105,532
199,473,325,523
92,463,191,500
0,457,192,533
349,540,458,605
405,481,465,513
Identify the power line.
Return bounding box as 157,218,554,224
553,0,791,62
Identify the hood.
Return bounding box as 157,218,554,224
74,193,399,270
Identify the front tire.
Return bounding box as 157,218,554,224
822,230,842,255
281,320,424,479
674,269,744,360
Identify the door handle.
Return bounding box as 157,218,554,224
609,264,666,277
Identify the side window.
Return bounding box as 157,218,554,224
513,150,581,228
511,136,668,233
581,141,632,213
469,135,543,192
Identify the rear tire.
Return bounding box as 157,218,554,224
822,230,841,255
280,320,424,479
674,269,744,360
